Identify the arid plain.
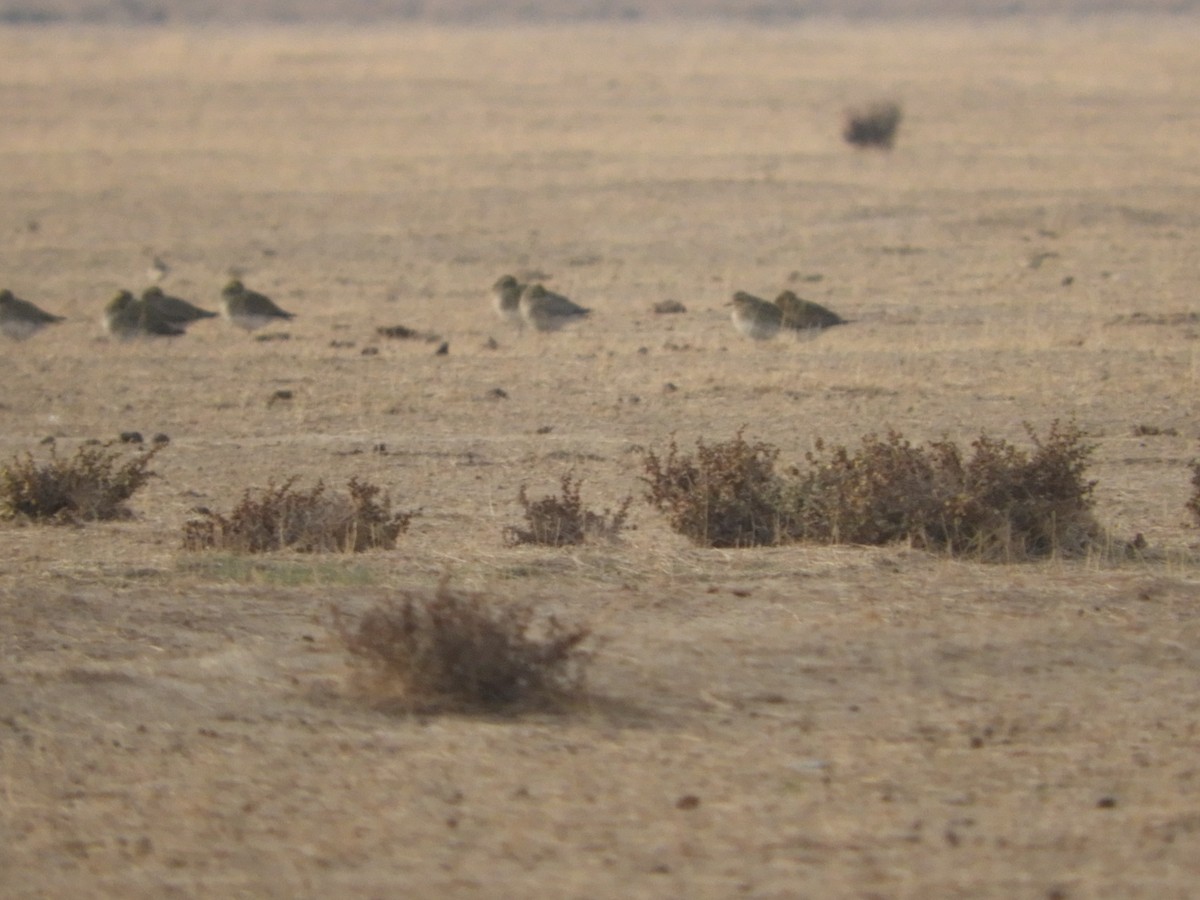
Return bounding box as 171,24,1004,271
2,19,1200,897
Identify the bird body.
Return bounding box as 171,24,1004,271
492,274,525,325
774,290,845,331
104,290,187,339
518,283,590,332
141,286,218,326
0,289,65,340
729,291,782,340
221,280,295,331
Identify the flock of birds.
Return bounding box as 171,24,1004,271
0,269,847,344
489,274,848,340
0,279,297,342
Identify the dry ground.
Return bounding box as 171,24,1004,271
2,19,1200,898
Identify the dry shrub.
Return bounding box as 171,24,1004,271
504,473,631,546
0,442,160,523
1187,456,1200,526
182,476,414,553
641,429,791,547
843,100,902,150
792,422,1100,560
642,422,1100,559
333,581,591,712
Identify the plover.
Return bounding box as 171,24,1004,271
518,283,590,332
221,279,295,332
103,290,186,340
147,255,170,283
491,274,525,326
141,286,218,326
0,289,65,340
729,291,782,340
774,290,846,332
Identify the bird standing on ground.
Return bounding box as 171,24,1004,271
141,286,218,327
492,274,525,326
0,289,65,341
729,291,783,340
518,283,590,332
774,290,846,332
221,279,295,332
103,290,187,339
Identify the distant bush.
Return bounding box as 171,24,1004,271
641,429,792,547
0,442,160,523
504,473,631,546
183,477,414,553
642,421,1100,560
1187,456,1200,527
334,580,591,712
792,422,1099,560
843,100,902,150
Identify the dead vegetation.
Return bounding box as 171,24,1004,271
642,422,1101,559
0,442,161,523
842,100,903,149
504,473,632,546
182,476,414,553
333,580,591,712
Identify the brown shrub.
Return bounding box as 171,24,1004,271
641,429,791,547
182,476,414,553
843,100,902,150
1187,456,1200,527
642,422,1100,559
504,473,631,546
791,422,1100,559
333,581,591,712
0,442,160,523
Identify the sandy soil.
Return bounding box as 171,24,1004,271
2,19,1200,898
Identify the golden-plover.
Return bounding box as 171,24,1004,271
774,290,846,332
103,290,186,340
491,274,525,326
729,291,782,340
221,279,295,332
518,283,590,332
141,286,218,326
0,289,65,340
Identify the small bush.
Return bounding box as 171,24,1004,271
791,422,1100,559
333,581,591,712
642,422,1100,559
641,430,792,547
182,476,414,553
504,473,631,546
843,100,902,150
1187,456,1200,526
0,442,160,523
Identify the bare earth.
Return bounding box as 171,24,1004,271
2,19,1200,898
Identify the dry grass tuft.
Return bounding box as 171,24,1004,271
642,422,1101,559
641,429,789,548
791,421,1100,560
182,476,414,553
333,580,591,712
0,442,161,523
504,473,631,546
1187,455,1200,527
843,100,903,150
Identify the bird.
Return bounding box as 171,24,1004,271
220,279,295,332
729,291,782,340
103,290,187,340
0,289,65,340
518,283,590,332
774,290,846,332
146,255,170,283
491,274,525,326
140,286,218,327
